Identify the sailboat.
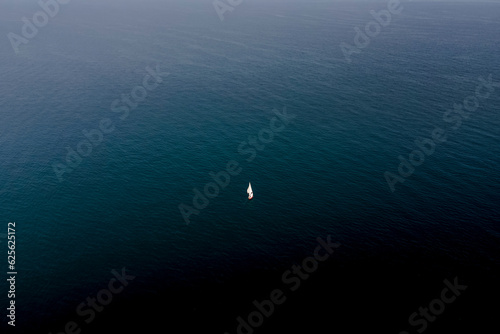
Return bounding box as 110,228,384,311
247,182,253,200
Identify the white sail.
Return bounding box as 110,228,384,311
247,182,253,199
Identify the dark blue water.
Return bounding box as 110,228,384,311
1,1,499,333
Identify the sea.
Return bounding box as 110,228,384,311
0,0,499,333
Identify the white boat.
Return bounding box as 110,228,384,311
247,182,253,200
